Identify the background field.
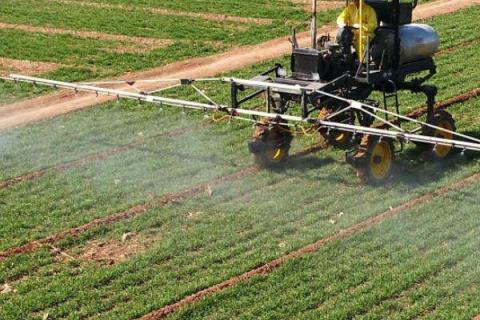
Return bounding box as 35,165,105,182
0,1,479,320
0,0,338,105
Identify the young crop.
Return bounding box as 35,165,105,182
0,4,479,320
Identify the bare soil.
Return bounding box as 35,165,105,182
376,88,480,129
0,165,258,262
11,77,472,192
79,236,149,265
0,142,333,262
0,0,476,132
290,0,344,12
0,85,477,261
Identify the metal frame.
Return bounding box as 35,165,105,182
5,74,480,153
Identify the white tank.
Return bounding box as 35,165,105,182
398,24,440,64
372,23,440,65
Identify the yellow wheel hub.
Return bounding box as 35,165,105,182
369,141,393,180
328,130,353,148
433,120,454,158
265,148,284,163
335,131,351,143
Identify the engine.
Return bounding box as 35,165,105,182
290,44,352,82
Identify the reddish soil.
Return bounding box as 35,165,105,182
0,58,61,77
1,0,474,131
3,86,476,192
79,236,149,265
437,39,480,56
406,88,480,120
412,0,480,21
0,165,258,262
0,171,47,190
0,86,476,263
139,171,480,320
0,23,174,54
376,88,480,129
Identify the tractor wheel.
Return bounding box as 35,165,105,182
356,136,395,184
327,130,354,149
254,146,290,167
319,108,355,149
418,110,457,161
249,120,293,168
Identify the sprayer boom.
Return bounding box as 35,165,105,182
5,74,480,154
3,72,480,183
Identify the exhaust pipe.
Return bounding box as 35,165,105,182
311,0,317,48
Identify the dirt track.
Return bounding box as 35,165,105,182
1,0,477,131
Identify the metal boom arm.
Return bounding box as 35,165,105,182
5,74,480,153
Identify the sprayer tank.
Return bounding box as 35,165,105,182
373,23,440,65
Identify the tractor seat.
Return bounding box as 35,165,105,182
365,0,413,25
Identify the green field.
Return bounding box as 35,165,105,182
0,0,337,105
1,2,480,320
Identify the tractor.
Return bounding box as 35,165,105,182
236,0,455,183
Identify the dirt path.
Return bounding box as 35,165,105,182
139,171,480,320
0,0,476,131
290,0,344,12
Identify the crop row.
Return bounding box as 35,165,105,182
0,0,336,104
167,170,480,320
0,95,479,319
2,4,478,182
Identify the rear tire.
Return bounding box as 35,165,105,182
327,130,354,149
418,110,457,161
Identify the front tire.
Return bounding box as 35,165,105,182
249,120,293,168
356,137,395,184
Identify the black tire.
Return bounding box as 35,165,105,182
254,146,290,168
418,110,457,161
326,130,354,149
321,112,355,149
250,120,293,168
356,137,395,184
